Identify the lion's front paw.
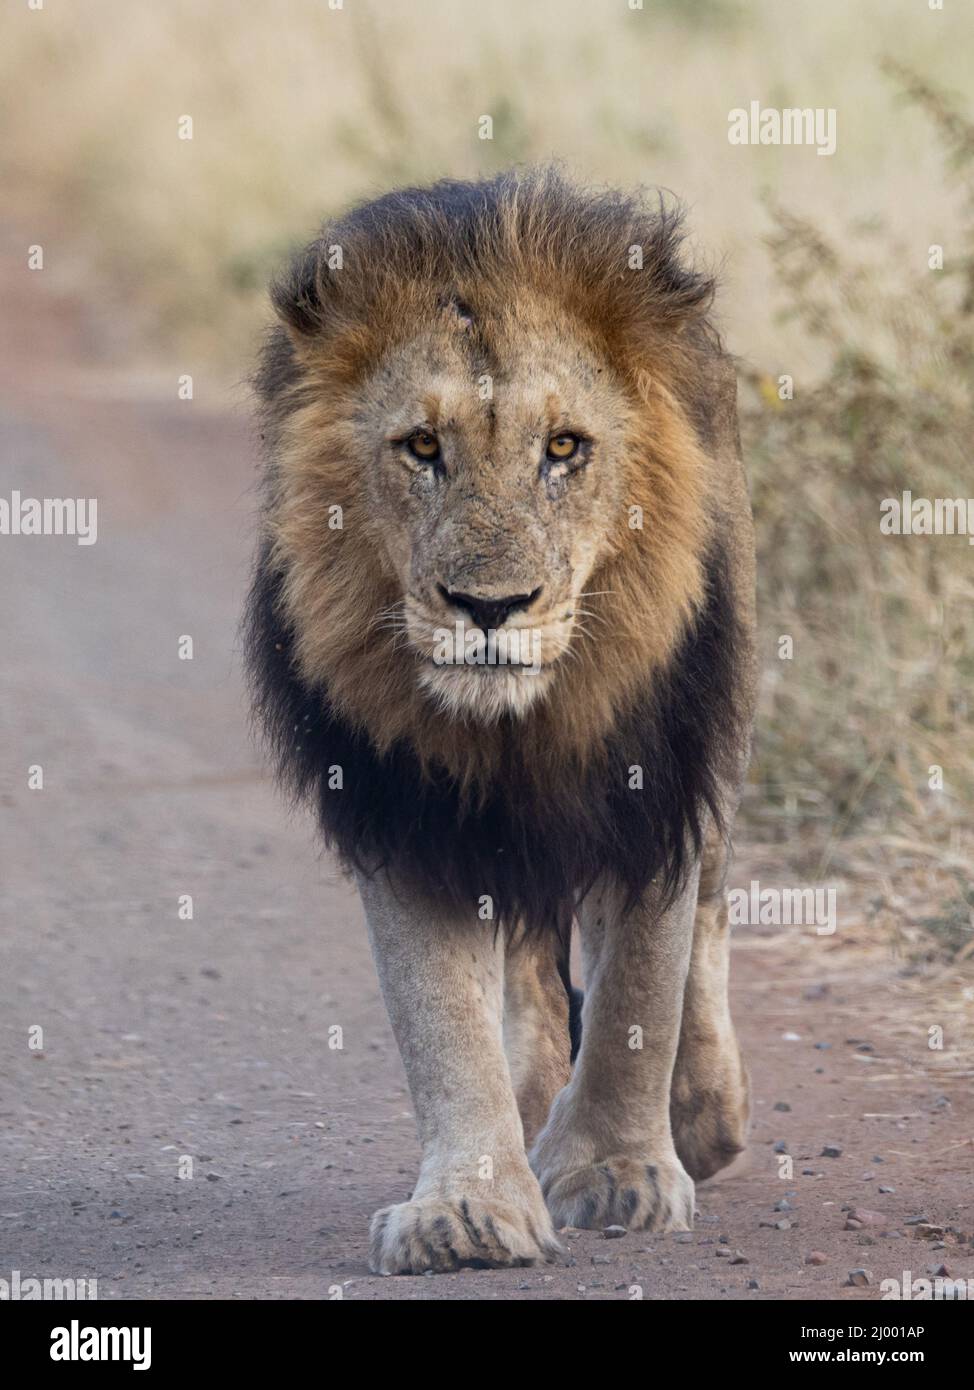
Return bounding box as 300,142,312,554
369,1194,564,1275
540,1155,695,1233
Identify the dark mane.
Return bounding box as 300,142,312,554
245,541,743,932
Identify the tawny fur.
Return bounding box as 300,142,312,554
246,169,758,1272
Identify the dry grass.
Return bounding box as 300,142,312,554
743,72,974,910
3,0,971,946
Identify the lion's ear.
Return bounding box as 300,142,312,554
697,351,741,463
270,241,338,341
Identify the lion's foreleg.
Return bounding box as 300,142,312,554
529,870,698,1232
356,870,562,1274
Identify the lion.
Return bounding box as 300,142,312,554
245,168,756,1276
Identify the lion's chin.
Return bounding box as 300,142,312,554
416,662,555,722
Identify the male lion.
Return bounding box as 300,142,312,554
245,169,756,1275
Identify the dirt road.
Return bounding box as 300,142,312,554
2,240,972,1300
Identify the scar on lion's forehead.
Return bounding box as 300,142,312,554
438,293,476,331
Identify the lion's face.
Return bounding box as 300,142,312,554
354,306,631,720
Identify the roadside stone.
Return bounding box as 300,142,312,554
602,1225,627,1240
911,1223,947,1241
805,1251,828,1265
845,1268,873,1287
845,1208,883,1229
821,1144,842,1158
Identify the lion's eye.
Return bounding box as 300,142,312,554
407,431,440,462
546,433,580,462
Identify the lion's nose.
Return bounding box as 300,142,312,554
438,584,542,631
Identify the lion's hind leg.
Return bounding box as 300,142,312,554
670,838,750,1182
503,923,574,1148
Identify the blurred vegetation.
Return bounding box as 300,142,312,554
742,68,974,877
2,0,968,368
1,2,970,890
